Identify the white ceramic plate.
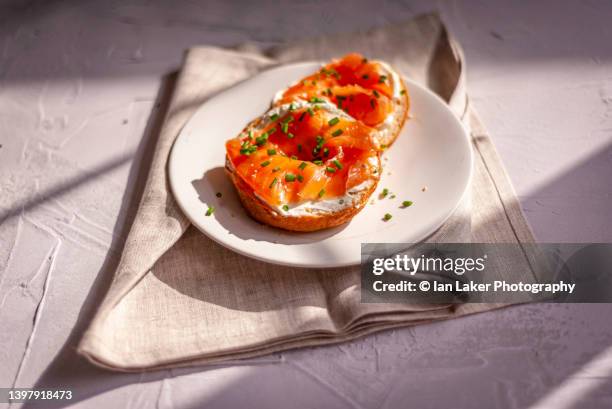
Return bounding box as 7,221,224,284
169,62,472,268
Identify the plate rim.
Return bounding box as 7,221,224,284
168,61,473,268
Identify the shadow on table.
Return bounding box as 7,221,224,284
20,71,181,408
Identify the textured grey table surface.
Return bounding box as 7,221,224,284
1,1,612,408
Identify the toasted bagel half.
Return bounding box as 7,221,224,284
225,100,381,232
273,53,410,147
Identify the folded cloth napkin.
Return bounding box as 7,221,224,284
78,13,535,371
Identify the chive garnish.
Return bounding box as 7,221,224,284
270,113,279,121
381,188,389,197
379,75,387,83
298,162,307,170
287,132,294,139
373,90,380,98
326,166,336,173
383,213,392,221
297,144,302,152
307,107,315,117
268,127,277,134
269,178,278,188
206,206,215,216
291,155,298,160
299,112,306,122
267,148,276,155
281,122,289,133
370,99,376,109
333,159,343,169
310,97,325,103
285,173,296,182
260,160,271,167
297,174,304,182
313,160,323,166
323,147,329,156
282,204,289,211
402,200,413,208
256,133,269,145
289,103,296,111
328,117,340,126
318,189,325,198
272,166,280,172
332,129,343,137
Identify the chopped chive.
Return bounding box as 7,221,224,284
323,147,329,156
287,132,294,139
260,160,271,167
291,155,298,160
205,206,215,216
282,115,294,123
281,122,289,133
297,174,304,182
362,74,369,79
272,166,280,172
285,173,296,182
326,166,336,173
307,107,315,117
381,188,389,197
299,112,306,122
337,100,343,109
390,194,396,199
269,177,278,188
298,162,307,170
328,117,340,126
379,75,387,83
268,127,277,134
402,200,413,208
270,113,279,121
370,99,376,109
267,148,276,155
216,192,222,198
297,144,302,152
310,96,325,103
282,204,290,211
289,103,296,111
313,160,323,165
318,189,325,198
248,130,253,139
255,132,269,145
381,144,387,150
333,159,343,169
332,129,343,137
383,213,392,221
240,145,257,155
400,89,407,95
373,90,380,98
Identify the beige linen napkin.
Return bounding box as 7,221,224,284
78,13,535,371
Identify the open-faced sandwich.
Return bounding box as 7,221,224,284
226,100,381,231
273,53,409,148
224,53,409,232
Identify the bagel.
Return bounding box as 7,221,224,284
273,53,409,147
225,100,381,232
